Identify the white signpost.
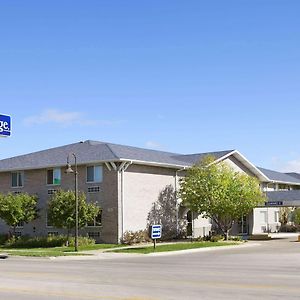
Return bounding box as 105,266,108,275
150,225,162,249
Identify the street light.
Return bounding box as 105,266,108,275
65,153,78,252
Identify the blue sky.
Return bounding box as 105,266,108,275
0,1,300,171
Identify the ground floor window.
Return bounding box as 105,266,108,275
87,210,102,227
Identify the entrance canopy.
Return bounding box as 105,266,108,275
266,191,300,207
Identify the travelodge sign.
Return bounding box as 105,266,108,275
0,114,11,137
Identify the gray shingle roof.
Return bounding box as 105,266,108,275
172,150,234,165
285,173,300,180
0,140,234,171
258,167,300,184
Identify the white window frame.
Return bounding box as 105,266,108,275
46,168,61,186
260,211,267,224
274,211,280,223
11,171,24,188
86,165,103,183
86,210,102,227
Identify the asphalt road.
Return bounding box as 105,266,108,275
0,236,300,300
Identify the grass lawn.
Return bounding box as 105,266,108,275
110,241,240,254
0,244,124,257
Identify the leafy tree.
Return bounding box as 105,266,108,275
47,189,100,240
279,207,293,224
147,185,186,240
292,208,300,225
0,193,38,236
179,156,265,240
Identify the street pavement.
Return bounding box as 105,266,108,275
0,235,300,300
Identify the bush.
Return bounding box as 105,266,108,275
210,235,224,242
280,224,300,233
4,235,96,248
0,234,9,245
228,236,243,242
68,236,95,247
4,235,67,248
122,230,151,245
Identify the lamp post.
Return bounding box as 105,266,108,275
65,153,78,252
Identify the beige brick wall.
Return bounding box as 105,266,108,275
123,164,177,233
0,165,119,243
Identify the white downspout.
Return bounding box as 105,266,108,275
175,167,186,237
119,161,132,242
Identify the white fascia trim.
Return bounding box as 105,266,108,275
0,160,119,173
212,150,237,165
231,150,270,182
119,158,189,170
269,180,300,186
212,150,270,182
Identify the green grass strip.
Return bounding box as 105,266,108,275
110,241,240,254
0,243,124,257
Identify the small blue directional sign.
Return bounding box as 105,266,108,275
0,114,11,137
265,201,283,206
151,225,162,239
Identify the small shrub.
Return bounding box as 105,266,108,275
122,230,151,245
4,235,67,248
4,235,96,248
280,224,300,232
69,236,95,247
0,234,9,245
228,236,243,242
210,235,224,242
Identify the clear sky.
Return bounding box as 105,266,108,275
0,1,300,171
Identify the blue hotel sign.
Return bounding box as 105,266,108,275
0,114,11,137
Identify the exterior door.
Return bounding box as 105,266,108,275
187,211,193,236
238,215,248,234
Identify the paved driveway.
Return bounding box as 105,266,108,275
0,236,299,300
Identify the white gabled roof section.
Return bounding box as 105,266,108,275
214,150,270,182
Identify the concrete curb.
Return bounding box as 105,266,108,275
48,242,261,261
147,242,261,257
0,253,8,259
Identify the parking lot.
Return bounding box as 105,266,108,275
0,234,299,300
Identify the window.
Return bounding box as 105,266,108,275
275,211,280,223
48,231,59,236
87,166,103,183
47,168,61,185
16,221,24,228
260,211,267,223
48,189,57,195
11,172,24,187
46,211,53,227
88,232,100,238
88,186,100,193
87,210,102,227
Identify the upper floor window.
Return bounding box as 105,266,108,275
47,168,61,185
11,171,24,188
87,165,103,183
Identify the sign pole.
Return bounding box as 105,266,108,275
150,224,161,251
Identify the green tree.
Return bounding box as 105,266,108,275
48,189,100,240
0,193,38,236
180,156,265,240
292,208,300,225
279,207,292,225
